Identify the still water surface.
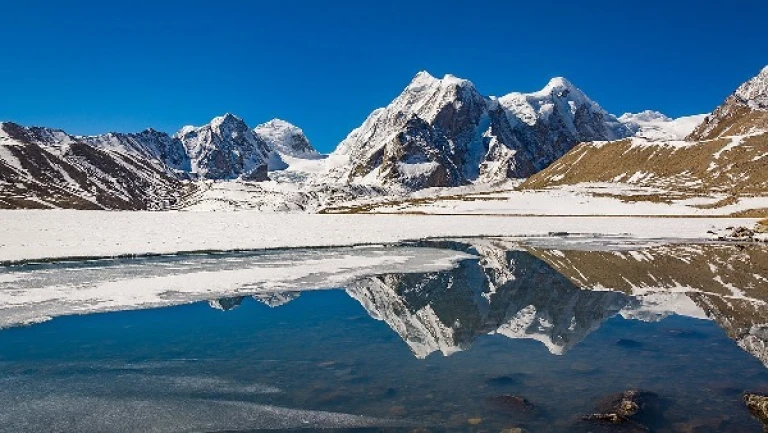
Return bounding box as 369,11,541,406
1,239,767,432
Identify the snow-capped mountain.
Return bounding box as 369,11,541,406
0,122,190,210
525,66,768,195
176,113,285,181
254,119,319,159
618,110,707,141
329,72,487,189
688,65,768,140
1,68,743,210
80,128,191,175
328,72,633,190
496,77,631,171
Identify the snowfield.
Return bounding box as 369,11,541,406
0,210,755,263
353,184,768,216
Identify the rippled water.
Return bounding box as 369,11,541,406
1,238,768,432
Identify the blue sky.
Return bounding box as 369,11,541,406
2,0,766,153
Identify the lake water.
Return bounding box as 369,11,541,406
1,238,767,432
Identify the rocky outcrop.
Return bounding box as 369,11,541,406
209,296,246,311
580,390,660,431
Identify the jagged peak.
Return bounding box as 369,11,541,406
210,112,246,128
408,70,437,87
544,76,574,90
535,76,588,99
256,118,302,132
406,70,475,91
735,65,768,107
176,125,196,137
441,73,472,86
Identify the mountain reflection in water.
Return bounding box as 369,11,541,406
210,240,768,365
4,238,768,432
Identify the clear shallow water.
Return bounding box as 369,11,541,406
1,239,768,432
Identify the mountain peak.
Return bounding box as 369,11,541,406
544,76,574,90
441,73,472,86
254,118,317,158
735,65,768,109
406,71,474,91
260,118,296,129
535,76,588,101
407,71,438,89
619,110,672,123
687,66,768,140
210,113,246,129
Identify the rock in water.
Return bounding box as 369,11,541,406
744,393,768,432
581,390,659,430
486,394,535,414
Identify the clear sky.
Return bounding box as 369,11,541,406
2,0,766,153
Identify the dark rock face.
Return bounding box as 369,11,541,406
240,163,269,182
377,116,465,189
82,128,191,174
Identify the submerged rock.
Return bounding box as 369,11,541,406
744,393,768,431
580,390,659,430
486,394,536,414
485,374,526,387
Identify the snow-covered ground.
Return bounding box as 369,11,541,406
618,111,707,141
354,183,768,216
0,210,755,263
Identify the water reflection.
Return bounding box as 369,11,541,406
201,240,768,366
4,239,768,432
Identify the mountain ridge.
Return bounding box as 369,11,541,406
4,66,750,211
523,65,768,199
328,71,636,190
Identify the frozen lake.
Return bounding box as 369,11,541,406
1,238,767,432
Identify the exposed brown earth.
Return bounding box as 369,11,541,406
522,132,768,197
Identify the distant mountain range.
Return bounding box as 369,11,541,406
0,115,318,209
5,67,768,210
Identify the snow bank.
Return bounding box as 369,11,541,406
0,211,753,263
